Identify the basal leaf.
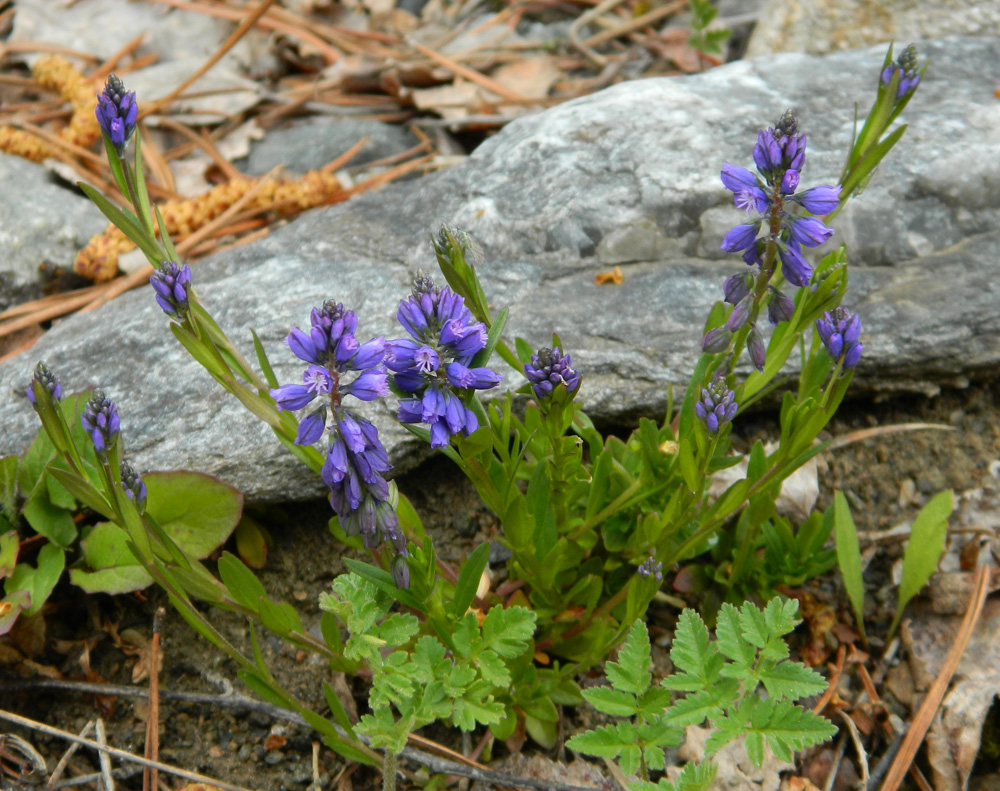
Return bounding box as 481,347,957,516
897,490,952,620
480,605,536,658
22,489,76,548
144,471,243,559
833,492,866,638
70,521,152,594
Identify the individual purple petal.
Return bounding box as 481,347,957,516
287,327,321,363
271,383,315,411
296,409,327,445
778,244,814,287
345,369,389,401
795,185,841,214
788,216,834,248
721,223,760,253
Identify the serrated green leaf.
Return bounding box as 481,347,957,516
566,721,638,761
606,620,652,695
475,648,510,688
582,686,637,717
762,597,800,638
715,604,754,668
668,609,717,681
480,605,536,658
738,602,769,648
663,689,723,728
758,661,828,701
378,612,419,648
739,699,839,767
451,684,505,731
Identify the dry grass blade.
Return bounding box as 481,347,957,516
90,34,147,82
408,40,531,103
140,0,279,120
143,608,165,791
827,422,956,450
583,0,686,48
0,708,255,791
0,287,112,341
879,565,991,791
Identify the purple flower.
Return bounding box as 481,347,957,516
149,261,192,320
766,288,795,325
695,379,738,434
523,346,580,401
387,274,501,447
120,460,147,512
746,326,766,372
702,327,732,354
721,222,760,253
723,272,754,305
780,169,800,195
721,164,768,214
637,557,663,581
81,390,120,458
777,243,814,287
27,362,61,407
816,307,863,369
880,44,921,100
788,216,835,249
725,296,753,332
793,185,841,215
95,74,137,156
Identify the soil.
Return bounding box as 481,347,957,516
3,376,999,791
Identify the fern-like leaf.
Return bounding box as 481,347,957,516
606,620,652,695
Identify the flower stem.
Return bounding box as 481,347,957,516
382,749,397,791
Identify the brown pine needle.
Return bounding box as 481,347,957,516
879,565,991,791
408,40,531,103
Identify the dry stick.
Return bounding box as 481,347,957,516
0,708,255,791
143,608,165,791
0,288,110,340
47,720,95,790
407,40,530,103
826,422,955,450
879,564,991,791
93,719,115,791
0,41,100,61
149,0,343,64
90,34,147,82
839,710,870,787
568,0,629,66
135,122,180,197
582,0,687,48
0,286,104,321
812,642,847,715
140,0,279,121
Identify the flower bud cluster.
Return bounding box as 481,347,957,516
27,362,61,406
150,261,192,321
81,390,120,458
880,44,921,100
637,557,663,582
523,347,580,401
386,274,502,448
120,460,147,511
94,74,137,156
816,307,863,370
695,379,738,434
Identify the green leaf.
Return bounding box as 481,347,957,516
894,489,952,636
22,489,77,548
738,601,769,648
605,620,652,696
833,492,866,638
662,609,722,691
581,686,637,717
69,522,153,594
0,589,31,635
144,471,243,558
479,605,536,658
566,721,638,761
46,467,113,520
218,552,268,612
715,604,754,668
451,542,490,618
5,543,65,616
1,456,18,517
0,531,18,579
77,183,164,265
673,761,717,791
251,328,280,389
379,612,420,648
758,661,828,701
749,699,838,766
664,689,724,728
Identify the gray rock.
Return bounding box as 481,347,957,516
1,37,998,506
747,0,1000,57
0,156,106,309
235,118,421,177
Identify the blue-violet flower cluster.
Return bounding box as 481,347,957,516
120,460,147,511
720,110,841,289
270,302,407,566
386,273,502,448
523,347,580,401
82,390,120,458
150,261,192,320
95,74,138,156
816,307,863,370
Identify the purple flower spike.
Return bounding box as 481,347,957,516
523,346,580,401
95,74,137,156
880,44,921,100
695,379,738,434
816,307,863,370
81,390,120,458
27,362,61,407
150,261,192,321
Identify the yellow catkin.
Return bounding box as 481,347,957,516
75,171,348,282
0,55,102,161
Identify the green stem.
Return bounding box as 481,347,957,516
382,749,397,791
122,158,156,240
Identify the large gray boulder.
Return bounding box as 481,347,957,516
1,37,997,504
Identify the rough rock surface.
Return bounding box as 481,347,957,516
747,0,1000,57
1,37,997,504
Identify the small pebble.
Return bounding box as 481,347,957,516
237,744,252,761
